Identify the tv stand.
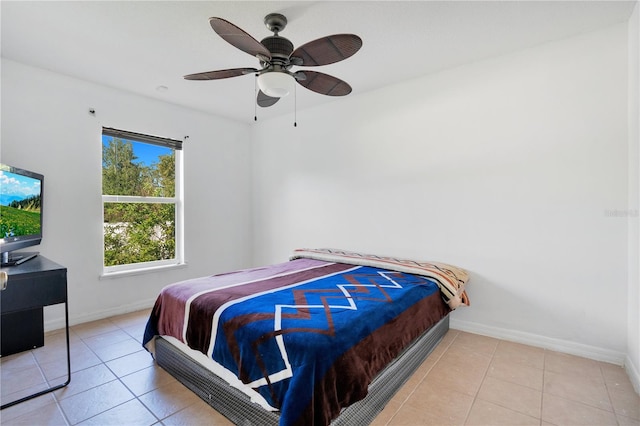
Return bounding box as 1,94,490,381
0,256,70,409
1,251,39,267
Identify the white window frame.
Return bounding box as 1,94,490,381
101,128,184,276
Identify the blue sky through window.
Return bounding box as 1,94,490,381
102,136,172,167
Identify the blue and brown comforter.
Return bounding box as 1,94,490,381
143,250,468,425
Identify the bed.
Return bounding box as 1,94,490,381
143,248,470,425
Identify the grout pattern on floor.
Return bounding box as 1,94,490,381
0,309,638,425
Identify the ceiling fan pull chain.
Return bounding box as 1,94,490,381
254,75,258,122
294,83,297,127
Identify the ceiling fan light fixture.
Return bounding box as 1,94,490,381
257,72,294,98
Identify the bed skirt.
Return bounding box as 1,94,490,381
155,314,449,425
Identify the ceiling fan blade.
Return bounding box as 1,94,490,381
295,71,352,96
184,68,257,80
209,17,272,59
290,34,362,66
257,90,280,108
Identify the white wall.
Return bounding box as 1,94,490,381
1,60,253,327
252,24,630,364
627,2,640,392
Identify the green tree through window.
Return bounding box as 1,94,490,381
101,129,182,270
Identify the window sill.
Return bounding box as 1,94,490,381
100,262,188,280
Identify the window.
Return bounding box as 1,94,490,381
101,127,183,273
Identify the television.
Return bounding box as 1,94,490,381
0,163,44,267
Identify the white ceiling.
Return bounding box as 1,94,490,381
1,1,636,123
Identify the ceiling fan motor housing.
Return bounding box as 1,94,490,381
261,36,294,62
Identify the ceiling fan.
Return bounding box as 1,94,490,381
184,13,363,108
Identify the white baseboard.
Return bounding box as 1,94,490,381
450,318,626,366
625,354,640,395
43,298,157,332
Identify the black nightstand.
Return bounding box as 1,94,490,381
0,255,70,409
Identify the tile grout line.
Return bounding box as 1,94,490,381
33,349,74,426
540,349,547,426
106,316,191,425
460,337,500,426
87,318,162,426
55,321,123,425
383,330,459,426
54,318,160,425
29,338,73,426
599,363,619,423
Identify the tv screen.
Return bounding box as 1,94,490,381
0,163,44,265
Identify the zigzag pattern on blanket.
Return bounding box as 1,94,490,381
291,248,470,309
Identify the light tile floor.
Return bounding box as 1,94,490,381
1,309,638,425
